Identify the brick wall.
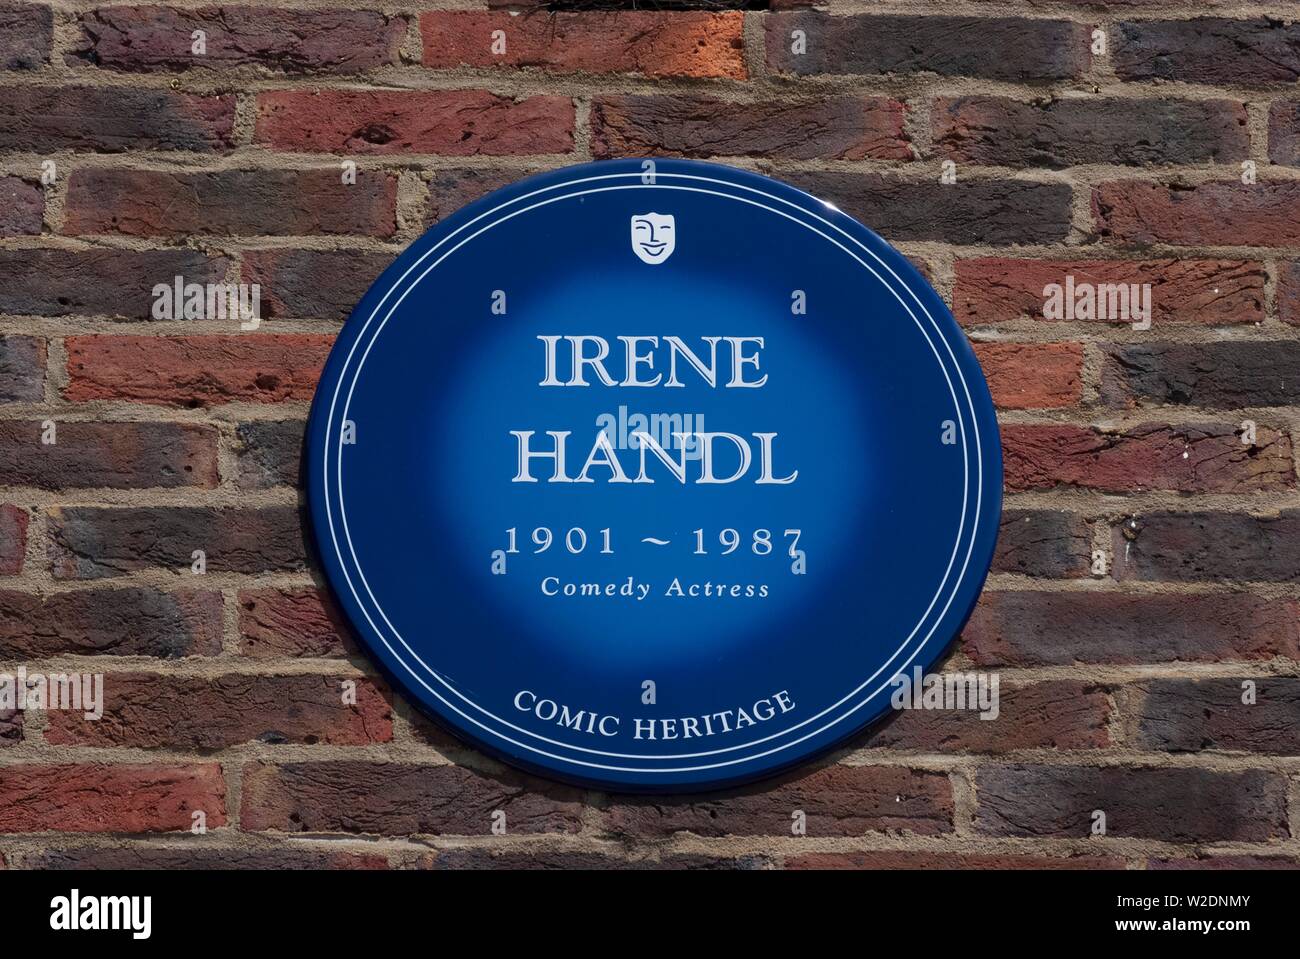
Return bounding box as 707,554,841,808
0,0,1298,869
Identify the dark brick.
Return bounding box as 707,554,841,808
964,591,1300,666
766,13,1090,81
1114,510,1300,583
234,420,303,489
605,764,953,838
0,708,19,745
427,168,536,224
0,3,52,70
0,86,235,152
1128,678,1300,754
241,761,586,836
48,505,307,579
1268,100,1300,166
242,250,392,321
782,172,1072,245
787,851,1125,870
0,249,230,319
22,846,387,869
993,509,1090,578
64,169,397,238
934,96,1247,168
45,674,393,748
71,6,405,74
1113,18,1300,85
0,176,42,234
591,95,910,161
975,764,1288,841
0,336,45,401
0,421,218,489
0,588,223,657
1101,341,1300,409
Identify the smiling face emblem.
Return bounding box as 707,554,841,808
630,213,675,265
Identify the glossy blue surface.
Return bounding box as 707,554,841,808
307,159,1002,791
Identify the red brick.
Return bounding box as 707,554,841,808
0,249,230,319
1282,261,1300,325
591,95,910,161
421,849,769,870
786,851,1125,870
420,11,746,80
863,681,1110,752
0,505,27,576
0,176,42,235
0,764,226,833
934,96,1247,168
0,86,235,153
22,846,388,870
255,90,574,156
975,764,1288,841
767,13,1090,81
0,588,223,657
1113,510,1300,584
238,587,354,659
605,765,953,838
1002,423,1293,494
45,674,393,748
0,421,218,489
48,506,307,579
71,6,405,74
241,761,585,836
964,591,1300,666
994,509,1090,578
0,336,45,401
972,342,1081,409
954,258,1264,327
64,334,331,406
1150,855,1300,870
1094,180,1300,247
64,169,396,238
1113,18,1300,85
0,2,52,70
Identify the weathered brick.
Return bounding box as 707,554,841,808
71,6,405,74
954,258,1265,327
975,764,1288,841
0,336,45,401
766,13,1089,81
47,505,306,579
1268,100,1300,166
1114,510,1300,583
45,674,393,748
1150,855,1300,870
994,509,1090,578
234,420,303,489
255,90,574,156
1282,261,1300,325
421,849,770,870
242,250,392,321
591,95,910,161
0,2,52,70
420,11,746,80
0,504,27,575
0,249,230,318
65,334,331,406
1002,422,1292,494
972,342,1081,409
426,168,535,224
0,588,223,657
864,681,1110,752
934,96,1247,168
239,587,353,659
964,591,1300,666
0,421,218,489
782,172,1072,245
786,851,1125,870
0,176,41,235
1113,18,1300,85
1101,342,1300,409
0,707,20,745
1127,678,1300,754
605,765,953,838
21,846,387,869
1094,180,1300,247
241,761,585,835
0,764,226,833
64,169,397,238
0,86,235,152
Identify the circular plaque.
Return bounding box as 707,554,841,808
307,159,1002,792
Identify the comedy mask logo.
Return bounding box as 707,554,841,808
630,213,675,265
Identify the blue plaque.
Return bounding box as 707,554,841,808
307,159,1002,792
